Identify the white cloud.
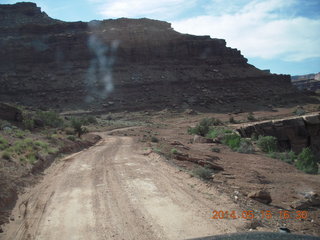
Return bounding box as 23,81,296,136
172,0,320,61
96,0,196,19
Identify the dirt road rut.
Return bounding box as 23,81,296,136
2,133,245,240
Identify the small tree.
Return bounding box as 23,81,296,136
257,136,277,153
71,118,87,138
295,148,318,174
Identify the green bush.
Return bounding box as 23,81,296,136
26,153,37,164
247,112,256,121
188,118,223,136
36,111,64,128
171,148,178,154
2,151,11,160
82,115,98,125
192,167,213,180
0,136,9,150
267,151,297,163
293,108,305,116
71,118,87,138
22,118,35,130
67,135,76,141
236,138,254,154
206,127,232,139
13,129,27,138
267,152,277,159
222,133,241,150
295,148,318,174
257,136,278,153
278,151,297,163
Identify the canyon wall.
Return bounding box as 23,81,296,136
0,2,315,112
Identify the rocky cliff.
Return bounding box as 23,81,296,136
0,2,315,112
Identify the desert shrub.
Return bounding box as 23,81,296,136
206,127,232,139
26,153,37,164
211,147,221,153
278,151,297,164
247,112,256,121
192,167,213,180
0,136,9,150
0,120,12,130
67,135,76,141
83,115,98,125
171,148,178,154
22,118,34,130
13,129,27,138
236,138,254,154
267,151,296,163
188,118,223,136
257,136,277,153
47,147,58,154
36,111,63,128
251,132,258,141
222,133,241,150
295,148,318,174
64,127,74,135
71,118,87,138
229,116,238,124
34,140,49,150
151,136,159,143
293,107,305,116
2,151,11,160
267,152,277,159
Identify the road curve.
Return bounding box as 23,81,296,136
2,133,245,240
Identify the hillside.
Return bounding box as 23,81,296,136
0,2,316,112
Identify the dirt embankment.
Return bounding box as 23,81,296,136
0,133,101,229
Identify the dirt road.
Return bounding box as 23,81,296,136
1,132,245,240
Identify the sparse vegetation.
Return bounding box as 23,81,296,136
206,127,232,139
267,151,297,164
211,147,221,153
0,135,9,150
35,111,64,128
171,148,178,154
236,138,254,154
22,118,35,130
81,115,98,125
257,136,278,153
188,118,223,136
293,107,305,116
222,133,241,150
67,135,76,141
229,116,238,124
192,167,213,180
2,151,11,160
295,148,318,174
247,112,256,121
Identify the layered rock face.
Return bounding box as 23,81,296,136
237,113,320,159
0,2,313,111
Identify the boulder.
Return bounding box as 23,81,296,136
291,192,320,210
248,190,272,204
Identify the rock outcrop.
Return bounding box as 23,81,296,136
237,113,320,159
0,2,316,111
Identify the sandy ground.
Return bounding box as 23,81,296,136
1,131,246,240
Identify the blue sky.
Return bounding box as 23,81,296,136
2,0,320,76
